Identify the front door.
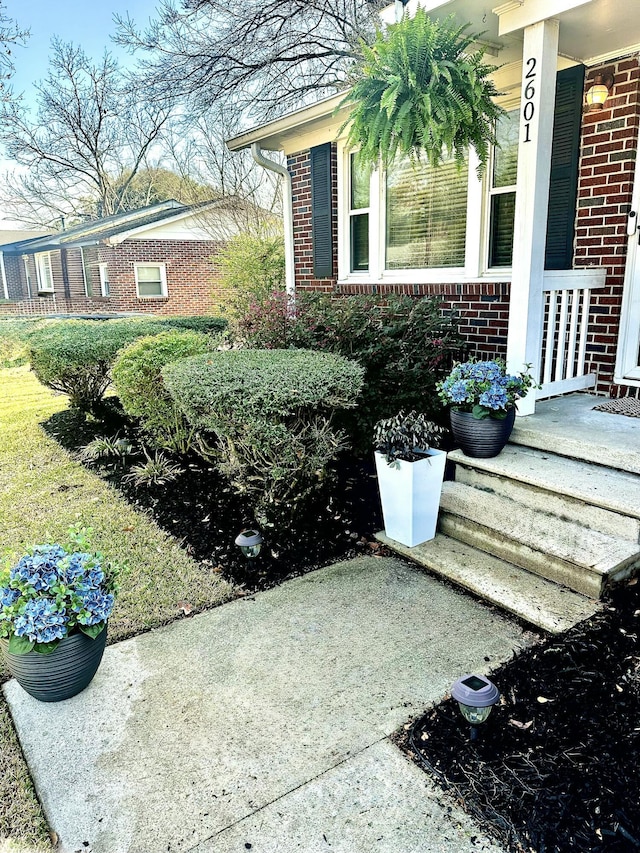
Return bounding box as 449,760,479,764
616,146,640,381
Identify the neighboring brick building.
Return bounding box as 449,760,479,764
228,0,640,409
0,200,242,317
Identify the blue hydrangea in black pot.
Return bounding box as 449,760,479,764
0,525,122,702
438,359,537,458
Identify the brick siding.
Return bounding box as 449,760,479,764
575,55,640,395
0,239,228,317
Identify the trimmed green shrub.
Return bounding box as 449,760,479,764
0,318,51,368
112,330,211,453
28,316,227,412
163,349,364,525
233,291,463,452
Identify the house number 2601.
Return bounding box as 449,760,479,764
523,57,537,142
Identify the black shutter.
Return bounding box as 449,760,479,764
545,64,585,270
310,143,334,279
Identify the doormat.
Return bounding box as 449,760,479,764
593,397,640,418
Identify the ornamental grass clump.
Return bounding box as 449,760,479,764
0,525,121,655
438,358,537,419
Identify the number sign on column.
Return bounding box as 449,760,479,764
523,57,537,143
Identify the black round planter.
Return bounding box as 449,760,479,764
0,626,107,703
450,408,516,458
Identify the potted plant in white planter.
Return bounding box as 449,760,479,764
0,525,122,702
374,411,447,548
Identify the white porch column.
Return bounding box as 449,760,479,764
507,18,559,416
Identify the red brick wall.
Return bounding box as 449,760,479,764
0,239,228,317
575,55,640,394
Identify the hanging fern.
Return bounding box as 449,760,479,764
340,11,504,175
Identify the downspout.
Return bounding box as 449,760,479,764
251,142,295,298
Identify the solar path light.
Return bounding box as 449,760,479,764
451,673,500,741
234,529,263,559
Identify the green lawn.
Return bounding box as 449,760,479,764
0,367,236,848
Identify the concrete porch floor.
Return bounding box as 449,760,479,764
512,394,640,474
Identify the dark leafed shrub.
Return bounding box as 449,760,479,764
163,349,365,525
233,291,463,452
112,330,211,453
28,316,226,413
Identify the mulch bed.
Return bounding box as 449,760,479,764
43,407,384,591
396,579,640,853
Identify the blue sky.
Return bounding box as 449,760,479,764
5,0,162,103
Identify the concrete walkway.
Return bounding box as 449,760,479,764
4,557,531,853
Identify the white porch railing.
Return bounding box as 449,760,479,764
536,269,606,399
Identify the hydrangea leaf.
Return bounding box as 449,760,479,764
8,634,34,655
471,404,491,420
32,640,61,655
79,622,106,639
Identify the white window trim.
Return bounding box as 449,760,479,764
35,252,54,293
23,256,32,298
134,262,168,299
98,263,110,297
338,96,521,285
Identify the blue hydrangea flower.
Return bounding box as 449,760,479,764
10,545,67,592
448,380,471,403
0,587,20,607
77,590,114,626
63,553,105,591
13,599,67,644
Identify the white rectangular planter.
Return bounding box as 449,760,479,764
374,449,447,547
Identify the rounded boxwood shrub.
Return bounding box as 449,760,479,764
163,349,365,524
112,330,211,453
28,316,227,413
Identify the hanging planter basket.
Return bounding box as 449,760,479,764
340,9,504,174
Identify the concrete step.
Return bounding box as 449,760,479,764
511,395,640,475
449,445,640,543
375,531,598,634
439,481,640,598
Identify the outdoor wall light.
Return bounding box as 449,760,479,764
235,529,263,558
585,73,614,111
451,673,500,740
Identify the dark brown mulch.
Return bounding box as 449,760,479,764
42,407,384,591
396,579,640,853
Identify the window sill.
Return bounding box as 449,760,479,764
137,295,169,301
337,270,513,286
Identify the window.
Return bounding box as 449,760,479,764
135,263,167,298
81,248,93,297
386,152,469,269
35,252,54,293
487,109,519,268
23,257,32,298
98,264,110,297
349,152,371,272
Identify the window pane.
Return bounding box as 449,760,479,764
138,280,163,296
489,192,516,267
137,265,162,282
350,153,370,210
350,213,369,271
493,109,519,189
386,154,468,269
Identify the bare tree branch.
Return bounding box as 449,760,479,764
115,0,384,123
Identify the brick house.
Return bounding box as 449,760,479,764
228,0,640,411
0,200,243,317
